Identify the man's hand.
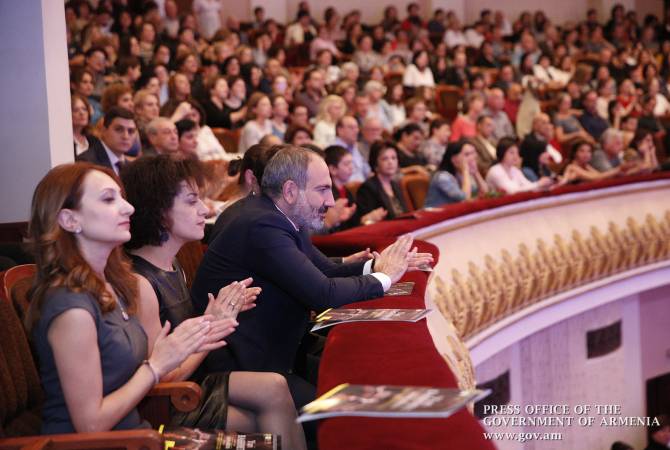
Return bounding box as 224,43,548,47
406,247,435,271
373,235,414,283
342,248,374,264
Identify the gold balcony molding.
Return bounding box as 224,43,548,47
433,212,670,341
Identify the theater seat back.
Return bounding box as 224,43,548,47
401,173,430,211
0,286,43,437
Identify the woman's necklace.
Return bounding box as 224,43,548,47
109,285,130,321
116,296,130,321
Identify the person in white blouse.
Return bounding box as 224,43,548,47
192,0,223,40
486,137,553,194
238,93,273,153
402,50,435,88
444,19,467,48
313,95,346,149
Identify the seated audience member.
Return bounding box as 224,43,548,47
563,141,622,183
365,80,393,131
323,145,358,231
334,115,371,182
591,128,624,172
424,139,489,207
72,93,100,157
223,76,248,130
628,129,660,173
271,95,289,140
483,87,516,144
471,115,498,176
520,113,563,178
385,82,407,127
579,90,610,141
554,93,596,148
285,10,317,48
183,101,231,161
121,156,306,449
450,92,485,142
401,97,430,134
503,83,523,126
294,68,326,118
403,50,436,88
202,76,233,129
76,106,136,175
644,415,670,450
133,89,161,148
100,83,134,116
395,123,428,168
649,78,670,116
289,103,310,129
443,50,471,88
638,94,668,143
313,95,346,148
209,145,282,242
175,119,199,159
238,93,273,153
71,67,103,124
359,116,384,161
286,125,314,147
26,163,224,435
420,119,451,167
486,137,553,194
145,117,179,156
356,140,409,223
353,35,383,75
160,73,193,118
191,145,423,407
610,441,633,450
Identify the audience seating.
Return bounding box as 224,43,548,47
400,172,430,211
3,264,35,324
345,181,363,197
434,85,463,122
3,265,35,305
211,128,241,154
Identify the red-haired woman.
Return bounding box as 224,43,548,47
26,163,236,434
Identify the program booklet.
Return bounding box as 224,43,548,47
159,426,280,450
297,384,490,423
385,281,415,296
311,308,432,331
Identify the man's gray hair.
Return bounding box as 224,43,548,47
261,145,313,199
601,127,622,146
145,117,174,136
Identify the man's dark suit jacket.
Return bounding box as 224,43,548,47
75,138,114,170
191,194,384,374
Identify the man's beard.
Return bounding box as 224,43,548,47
292,191,328,232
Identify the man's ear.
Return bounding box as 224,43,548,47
57,209,80,234
282,180,299,205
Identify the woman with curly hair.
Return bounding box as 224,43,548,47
122,156,306,448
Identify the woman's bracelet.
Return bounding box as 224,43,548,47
143,359,160,386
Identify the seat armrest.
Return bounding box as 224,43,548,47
147,381,202,413
139,381,202,428
0,429,163,450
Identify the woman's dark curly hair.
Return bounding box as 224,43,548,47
122,155,204,249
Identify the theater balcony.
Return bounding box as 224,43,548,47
312,172,670,450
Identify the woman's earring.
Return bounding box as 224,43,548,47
74,226,82,234
159,229,170,244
